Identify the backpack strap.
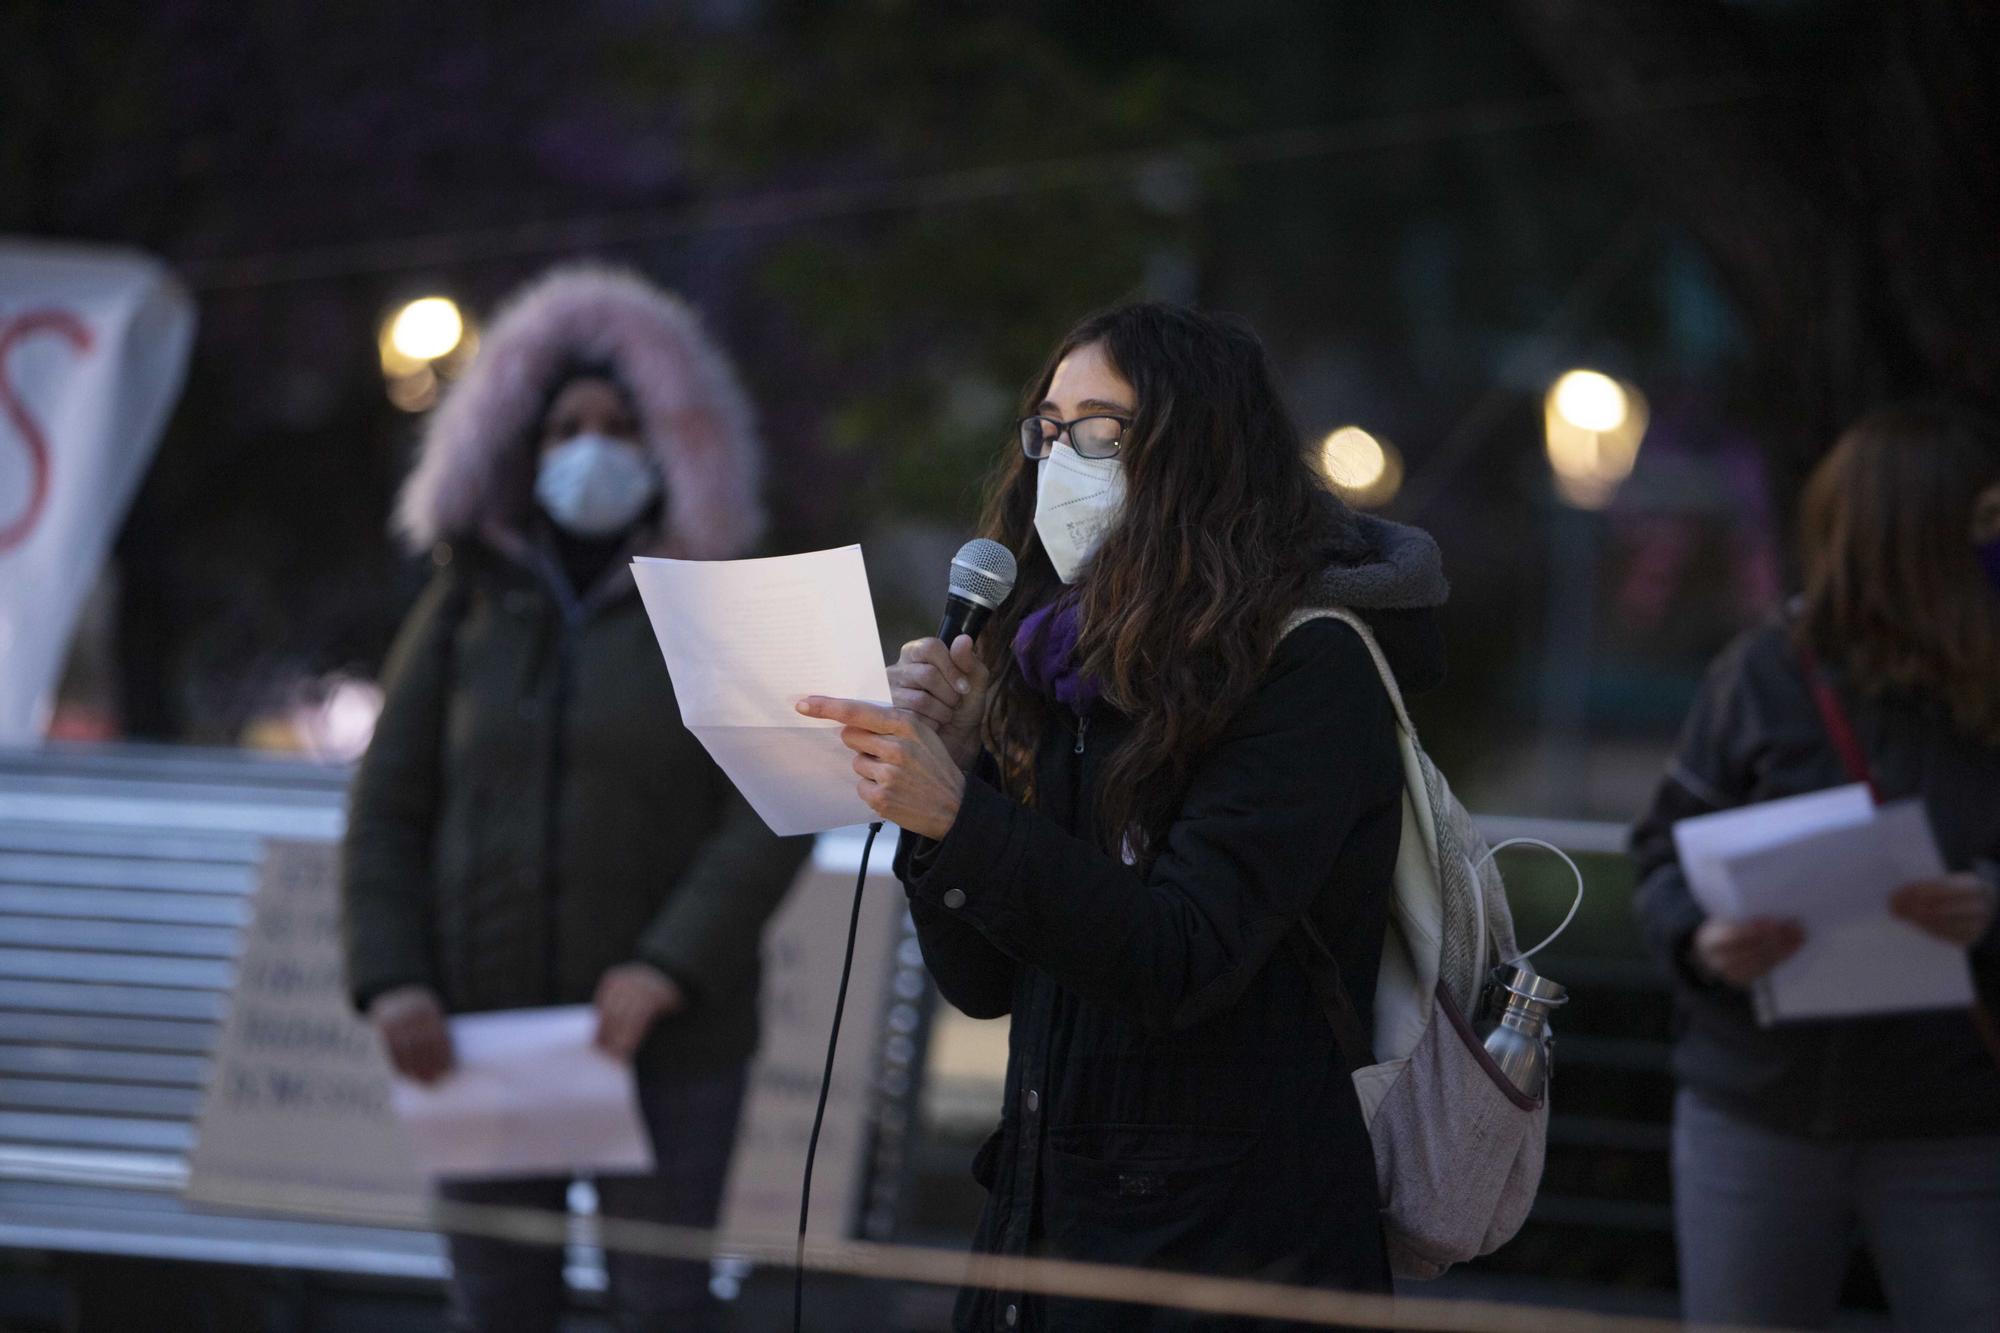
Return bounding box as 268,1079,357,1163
1278,607,1407,1074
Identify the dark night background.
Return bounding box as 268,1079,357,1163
8,1,1996,820
7,0,1984,816
5,3,2000,1327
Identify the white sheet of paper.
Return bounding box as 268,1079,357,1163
389,1006,653,1180
1723,801,1974,1022
632,546,892,834
1670,783,1875,916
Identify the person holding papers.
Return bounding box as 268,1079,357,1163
1630,402,2000,1332
340,264,809,1333
801,303,1451,1330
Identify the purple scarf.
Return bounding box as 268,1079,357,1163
1012,595,1101,715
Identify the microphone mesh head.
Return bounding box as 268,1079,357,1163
948,538,1018,611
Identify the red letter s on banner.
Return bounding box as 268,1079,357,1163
0,308,95,553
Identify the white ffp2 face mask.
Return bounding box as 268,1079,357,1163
1033,442,1126,584
534,433,660,538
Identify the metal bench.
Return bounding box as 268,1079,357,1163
0,744,911,1329
0,744,450,1284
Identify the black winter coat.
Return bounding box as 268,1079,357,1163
898,612,1445,1332
1631,614,2000,1139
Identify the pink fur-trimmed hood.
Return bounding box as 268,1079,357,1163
394,264,763,559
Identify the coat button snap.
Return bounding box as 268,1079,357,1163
1024,1088,1039,1115
942,888,966,909
1004,1304,1018,1327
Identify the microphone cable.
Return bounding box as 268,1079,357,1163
794,819,884,1333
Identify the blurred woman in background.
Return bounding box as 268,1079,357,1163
341,264,809,1333
1632,403,2000,1331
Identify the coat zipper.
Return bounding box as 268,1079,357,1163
1074,713,1090,754
541,621,574,1004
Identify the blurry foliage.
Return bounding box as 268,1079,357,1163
635,5,1198,521
5,0,1910,769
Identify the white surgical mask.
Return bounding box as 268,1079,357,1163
1033,442,1126,584
534,433,660,538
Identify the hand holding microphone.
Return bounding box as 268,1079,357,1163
890,539,1015,771
892,637,990,771
799,539,1017,836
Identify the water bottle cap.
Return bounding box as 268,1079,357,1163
1496,965,1567,1007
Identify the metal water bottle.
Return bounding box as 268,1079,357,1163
1481,966,1567,1100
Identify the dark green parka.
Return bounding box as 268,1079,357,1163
339,265,809,1071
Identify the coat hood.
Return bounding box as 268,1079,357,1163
394,263,763,560
1313,511,1449,611
1315,508,1450,695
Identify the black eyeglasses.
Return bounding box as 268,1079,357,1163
1018,414,1129,461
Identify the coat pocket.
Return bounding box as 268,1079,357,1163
1042,1123,1259,1273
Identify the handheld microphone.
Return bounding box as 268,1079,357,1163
938,538,1018,643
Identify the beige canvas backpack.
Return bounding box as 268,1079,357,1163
1282,608,1564,1280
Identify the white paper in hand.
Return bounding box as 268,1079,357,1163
1723,801,1975,1022
1670,783,1875,917
632,545,892,834
390,1006,653,1180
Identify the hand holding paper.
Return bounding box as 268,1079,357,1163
1675,792,1977,1023
1690,916,1805,989
794,694,967,839
390,1006,653,1180
632,546,893,835
1721,801,1975,1022
1889,873,1999,947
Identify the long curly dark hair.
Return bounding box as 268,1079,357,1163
1795,401,2000,743
974,302,1365,864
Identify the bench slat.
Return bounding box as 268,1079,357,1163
0,947,231,989
0,1045,208,1086
0,917,241,958
0,793,343,840
0,1012,218,1054
0,979,224,1022
0,885,250,926
0,854,255,894
0,1147,186,1190
0,825,265,863
0,1110,193,1152
0,1077,202,1119
0,742,348,788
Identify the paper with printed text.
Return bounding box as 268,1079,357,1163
632,546,891,835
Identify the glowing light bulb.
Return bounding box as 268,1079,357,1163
1550,370,1629,434
1321,427,1387,490
1544,370,1648,508
1319,426,1403,509
388,297,465,363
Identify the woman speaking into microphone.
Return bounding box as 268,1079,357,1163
800,303,1449,1330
